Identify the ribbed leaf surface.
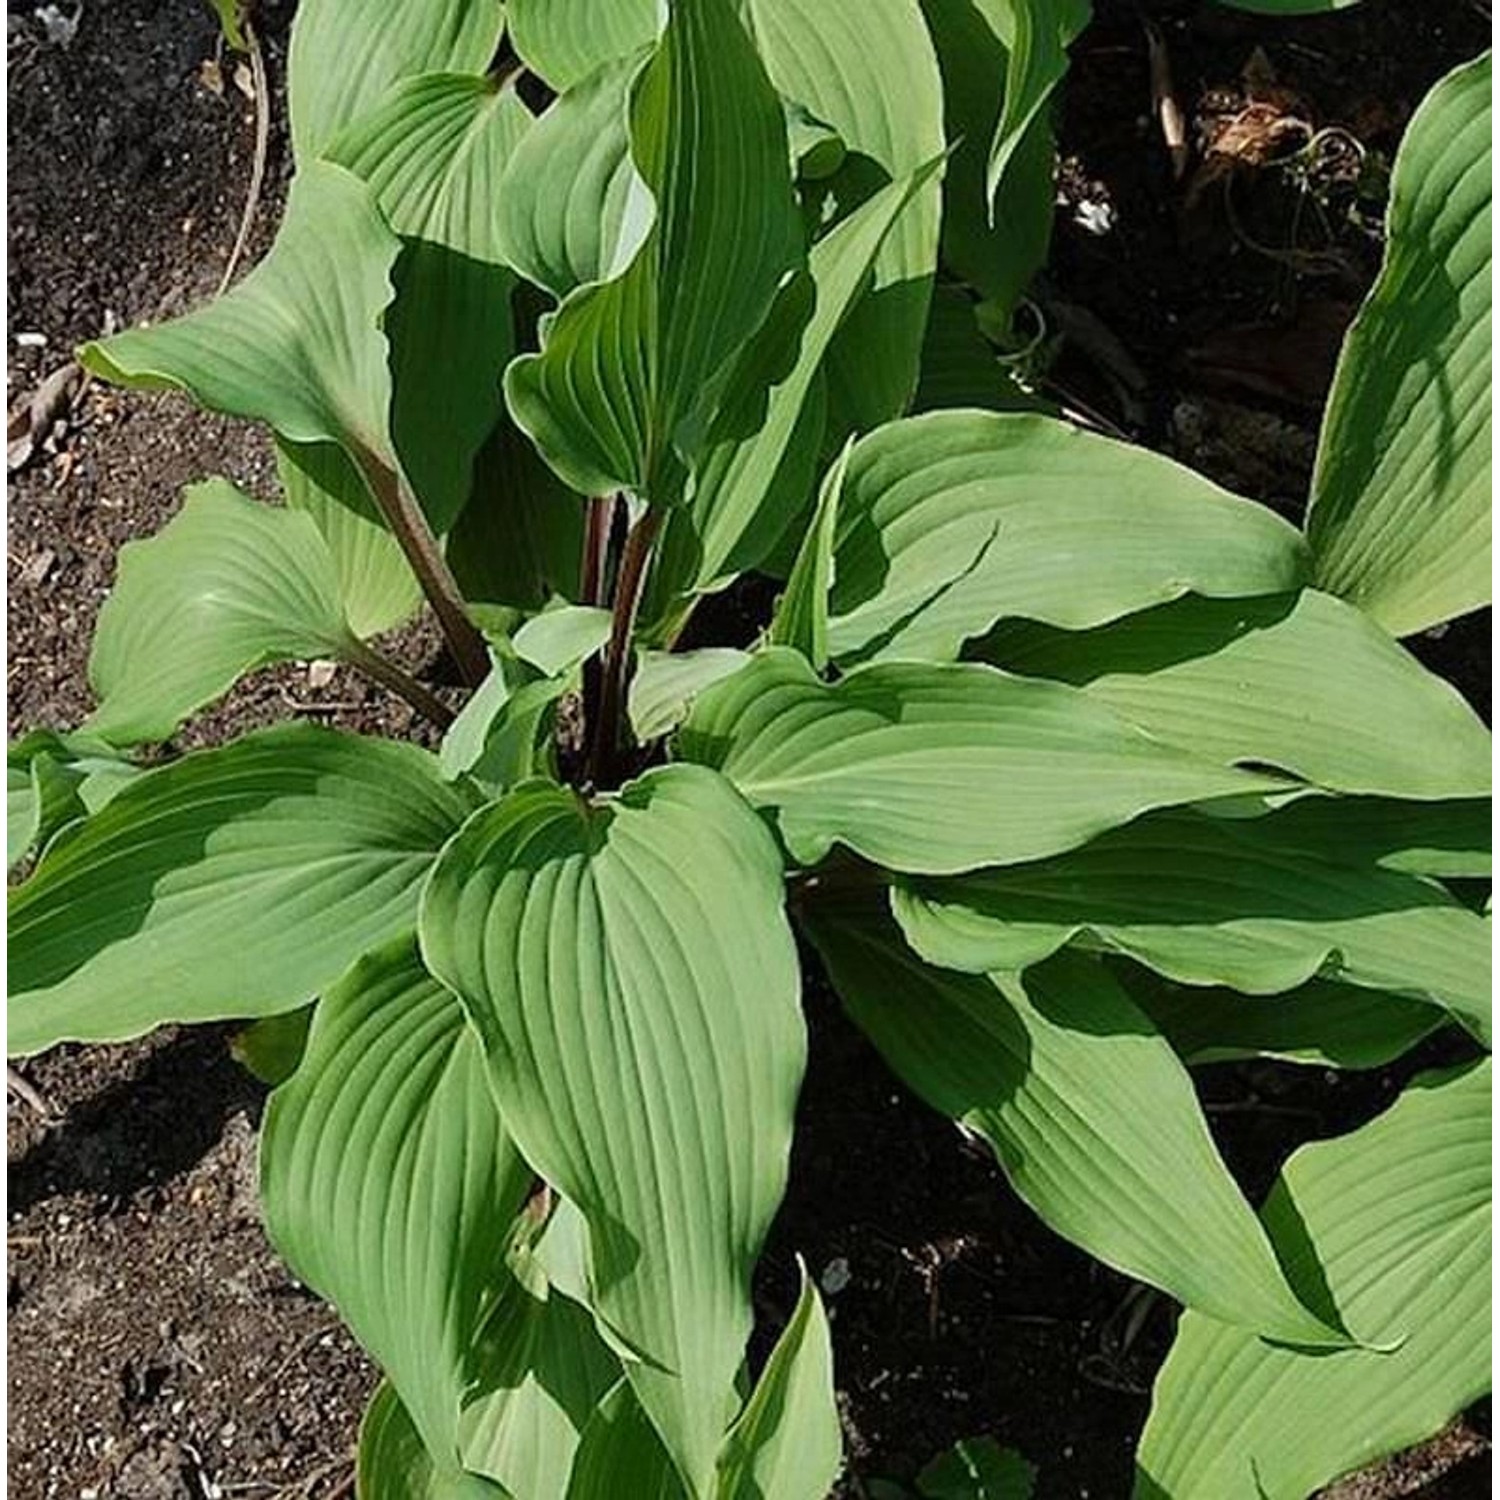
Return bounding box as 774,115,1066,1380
420,765,806,1497
679,648,1280,875
984,590,1491,800
8,726,475,1055
262,937,532,1463
826,411,1307,666
357,1383,511,1500
1306,53,1492,635
1136,1060,1491,1498
802,904,1343,1346
507,0,657,91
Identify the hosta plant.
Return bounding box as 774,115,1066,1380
7,1,1491,1496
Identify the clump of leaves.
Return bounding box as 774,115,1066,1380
7,2,1491,1497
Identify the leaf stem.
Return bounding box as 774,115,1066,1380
579,495,618,772
588,506,663,787
340,637,456,730
349,445,491,687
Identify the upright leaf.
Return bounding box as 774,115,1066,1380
1136,1060,1491,1499
1305,52,1492,635
8,726,476,1056
768,441,850,669
801,903,1345,1347
505,0,801,503
679,648,1280,876
358,1383,511,1500
565,1383,689,1500
420,766,806,1497
826,411,1307,667
262,937,533,1463
983,590,1491,801
85,480,353,745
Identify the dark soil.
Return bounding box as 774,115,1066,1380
6,1,1490,1497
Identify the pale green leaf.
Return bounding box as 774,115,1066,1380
629,650,750,744
678,648,1281,876
716,1269,843,1500
983,590,1491,800
7,731,135,870
85,480,352,746
745,0,946,429
80,163,400,493
801,904,1345,1347
768,441,850,670
1306,52,1491,635
279,438,423,639
263,936,532,1463
358,1383,513,1500
495,55,652,299
507,0,658,92
1136,1059,1491,1499
420,765,806,1497
505,0,801,502
827,411,1308,667
512,606,613,677
8,726,476,1056
287,0,504,163
893,807,1491,1042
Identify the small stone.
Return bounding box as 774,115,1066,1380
819,1256,852,1296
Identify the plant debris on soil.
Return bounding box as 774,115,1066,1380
6,2,1491,1497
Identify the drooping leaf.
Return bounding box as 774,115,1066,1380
744,0,946,429
420,766,806,1496
1305,52,1492,635
1136,1059,1491,1499
84,480,353,745
768,441,850,670
801,902,1346,1347
505,0,801,503
893,807,1491,1042
629,650,751,744
982,590,1491,801
679,648,1281,876
279,439,423,639
80,163,401,501
8,726,476,1056
716,1268,843,1500
917,1437,1036,1500
358,1382,513,1500
262,936,533,1465
495,55,652,300
648,159,945,622
826,411,1308,666
287,0,504,163
507,0,658,92
326,73,535,535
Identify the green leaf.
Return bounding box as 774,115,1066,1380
1249,793,1490,879
768,441,849,670
744,0,946,429
8,726,476,1057
1136,1059,1491,1499
629,650,750,744
679,648,1281,876
7,731,135,870
420,765,806,1497
982,0,1090,215
279,439,423,639
262,936,533,1464
84,480,352,745
649,159,945,621
892,807,1492,1042
917,1437,1035,1500
565,1383,688,1500
912,288,1047,415
505,0,801,503
495,55,652,300
716,1268,842,1500
507,0,658,92
513,606,614,677
1120,971,1443,1071
205,0,246,52
982,590,1491,800
287,0,504,163
801,904,1346,1347
80,162,401,498
326,72,534,534
358,1383,513,1500
231,1007,314,1086
826,411,1308,667
1305,52,1492,635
